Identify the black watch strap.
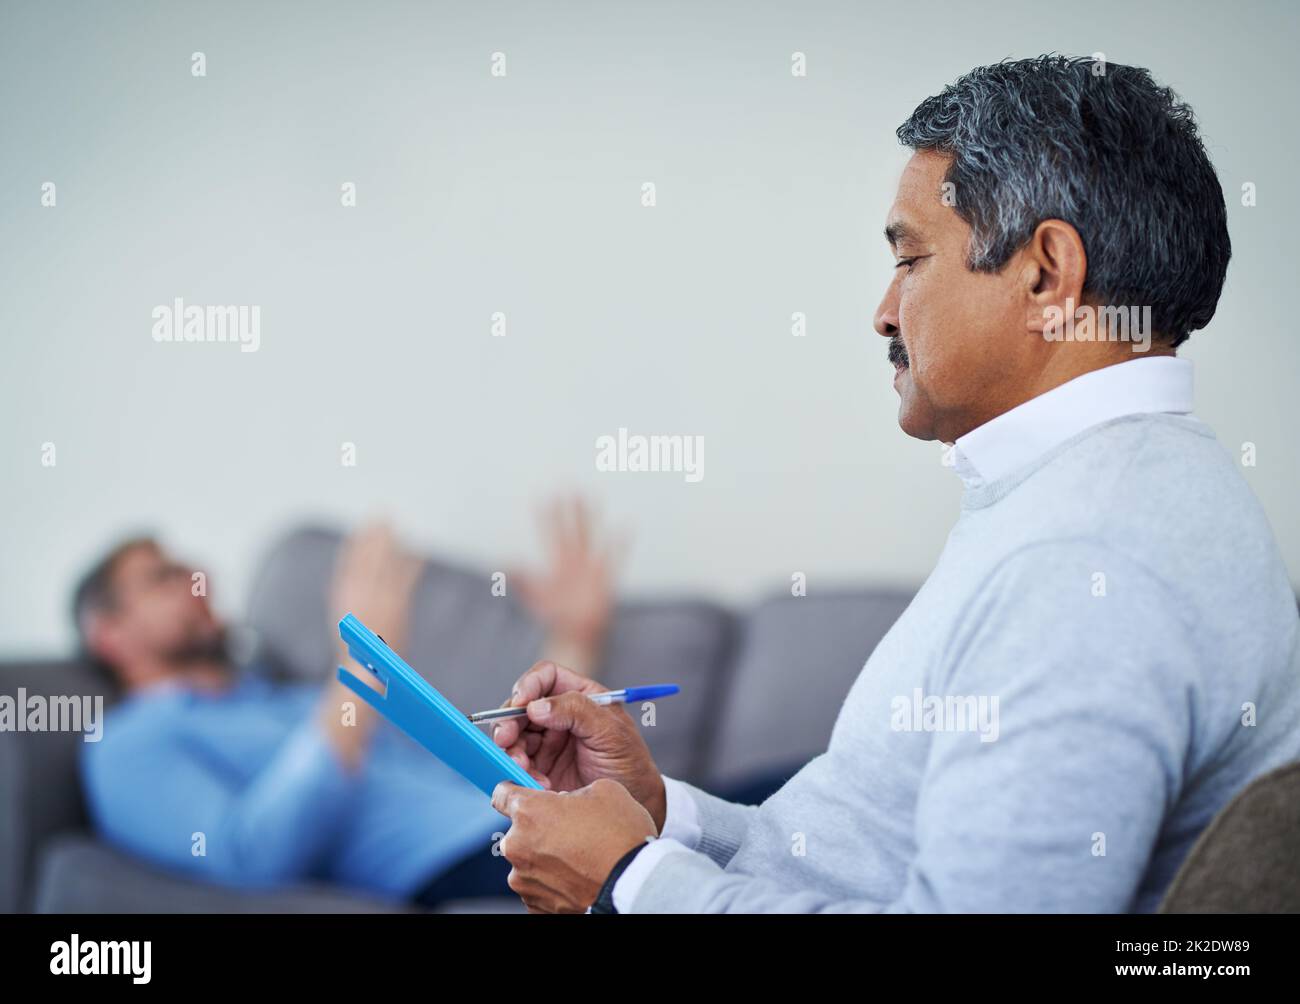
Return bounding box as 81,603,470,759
589,841,650,914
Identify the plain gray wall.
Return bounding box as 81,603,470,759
2,0,1297,653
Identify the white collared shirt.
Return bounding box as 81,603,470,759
611,355,1196,913
612,777,700,913
952,355,1194,489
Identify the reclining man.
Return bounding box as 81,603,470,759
487,56,1300,913
76,499,617,907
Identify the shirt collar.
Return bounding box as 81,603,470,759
951,356,1194,488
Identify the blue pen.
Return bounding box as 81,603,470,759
467,685,680,724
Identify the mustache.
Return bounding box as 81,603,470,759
888,334,909,368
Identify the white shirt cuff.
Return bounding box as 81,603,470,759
658,775,702,849
612,838,693,913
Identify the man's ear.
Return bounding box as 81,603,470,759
1021,218,1088,335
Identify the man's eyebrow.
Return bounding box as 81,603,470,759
884,221,918,248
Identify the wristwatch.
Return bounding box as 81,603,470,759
589,841,650,914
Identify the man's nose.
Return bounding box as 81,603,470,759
873,281,900,339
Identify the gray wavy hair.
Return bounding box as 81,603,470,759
897,55,1231,348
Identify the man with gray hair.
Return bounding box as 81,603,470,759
483,56,1300,913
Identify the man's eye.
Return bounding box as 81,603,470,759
894,257,919,271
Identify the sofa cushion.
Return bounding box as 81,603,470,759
34,835,410,913
244,525,735,783
702,590,913,791
597,600,736,782
243,526,545,720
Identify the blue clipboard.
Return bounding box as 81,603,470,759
335,613,543,796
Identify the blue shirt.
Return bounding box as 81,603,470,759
80,672,504,900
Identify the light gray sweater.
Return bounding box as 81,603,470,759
631,414,1300,912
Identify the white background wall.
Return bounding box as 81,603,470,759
2,0,1296,655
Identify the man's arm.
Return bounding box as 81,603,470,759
512,496,623,677
619,542,1197,913
611,775,759,910
323,522,422,766
83,714,364,886
659,776,756,867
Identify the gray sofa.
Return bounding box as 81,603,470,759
0,526,912,913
